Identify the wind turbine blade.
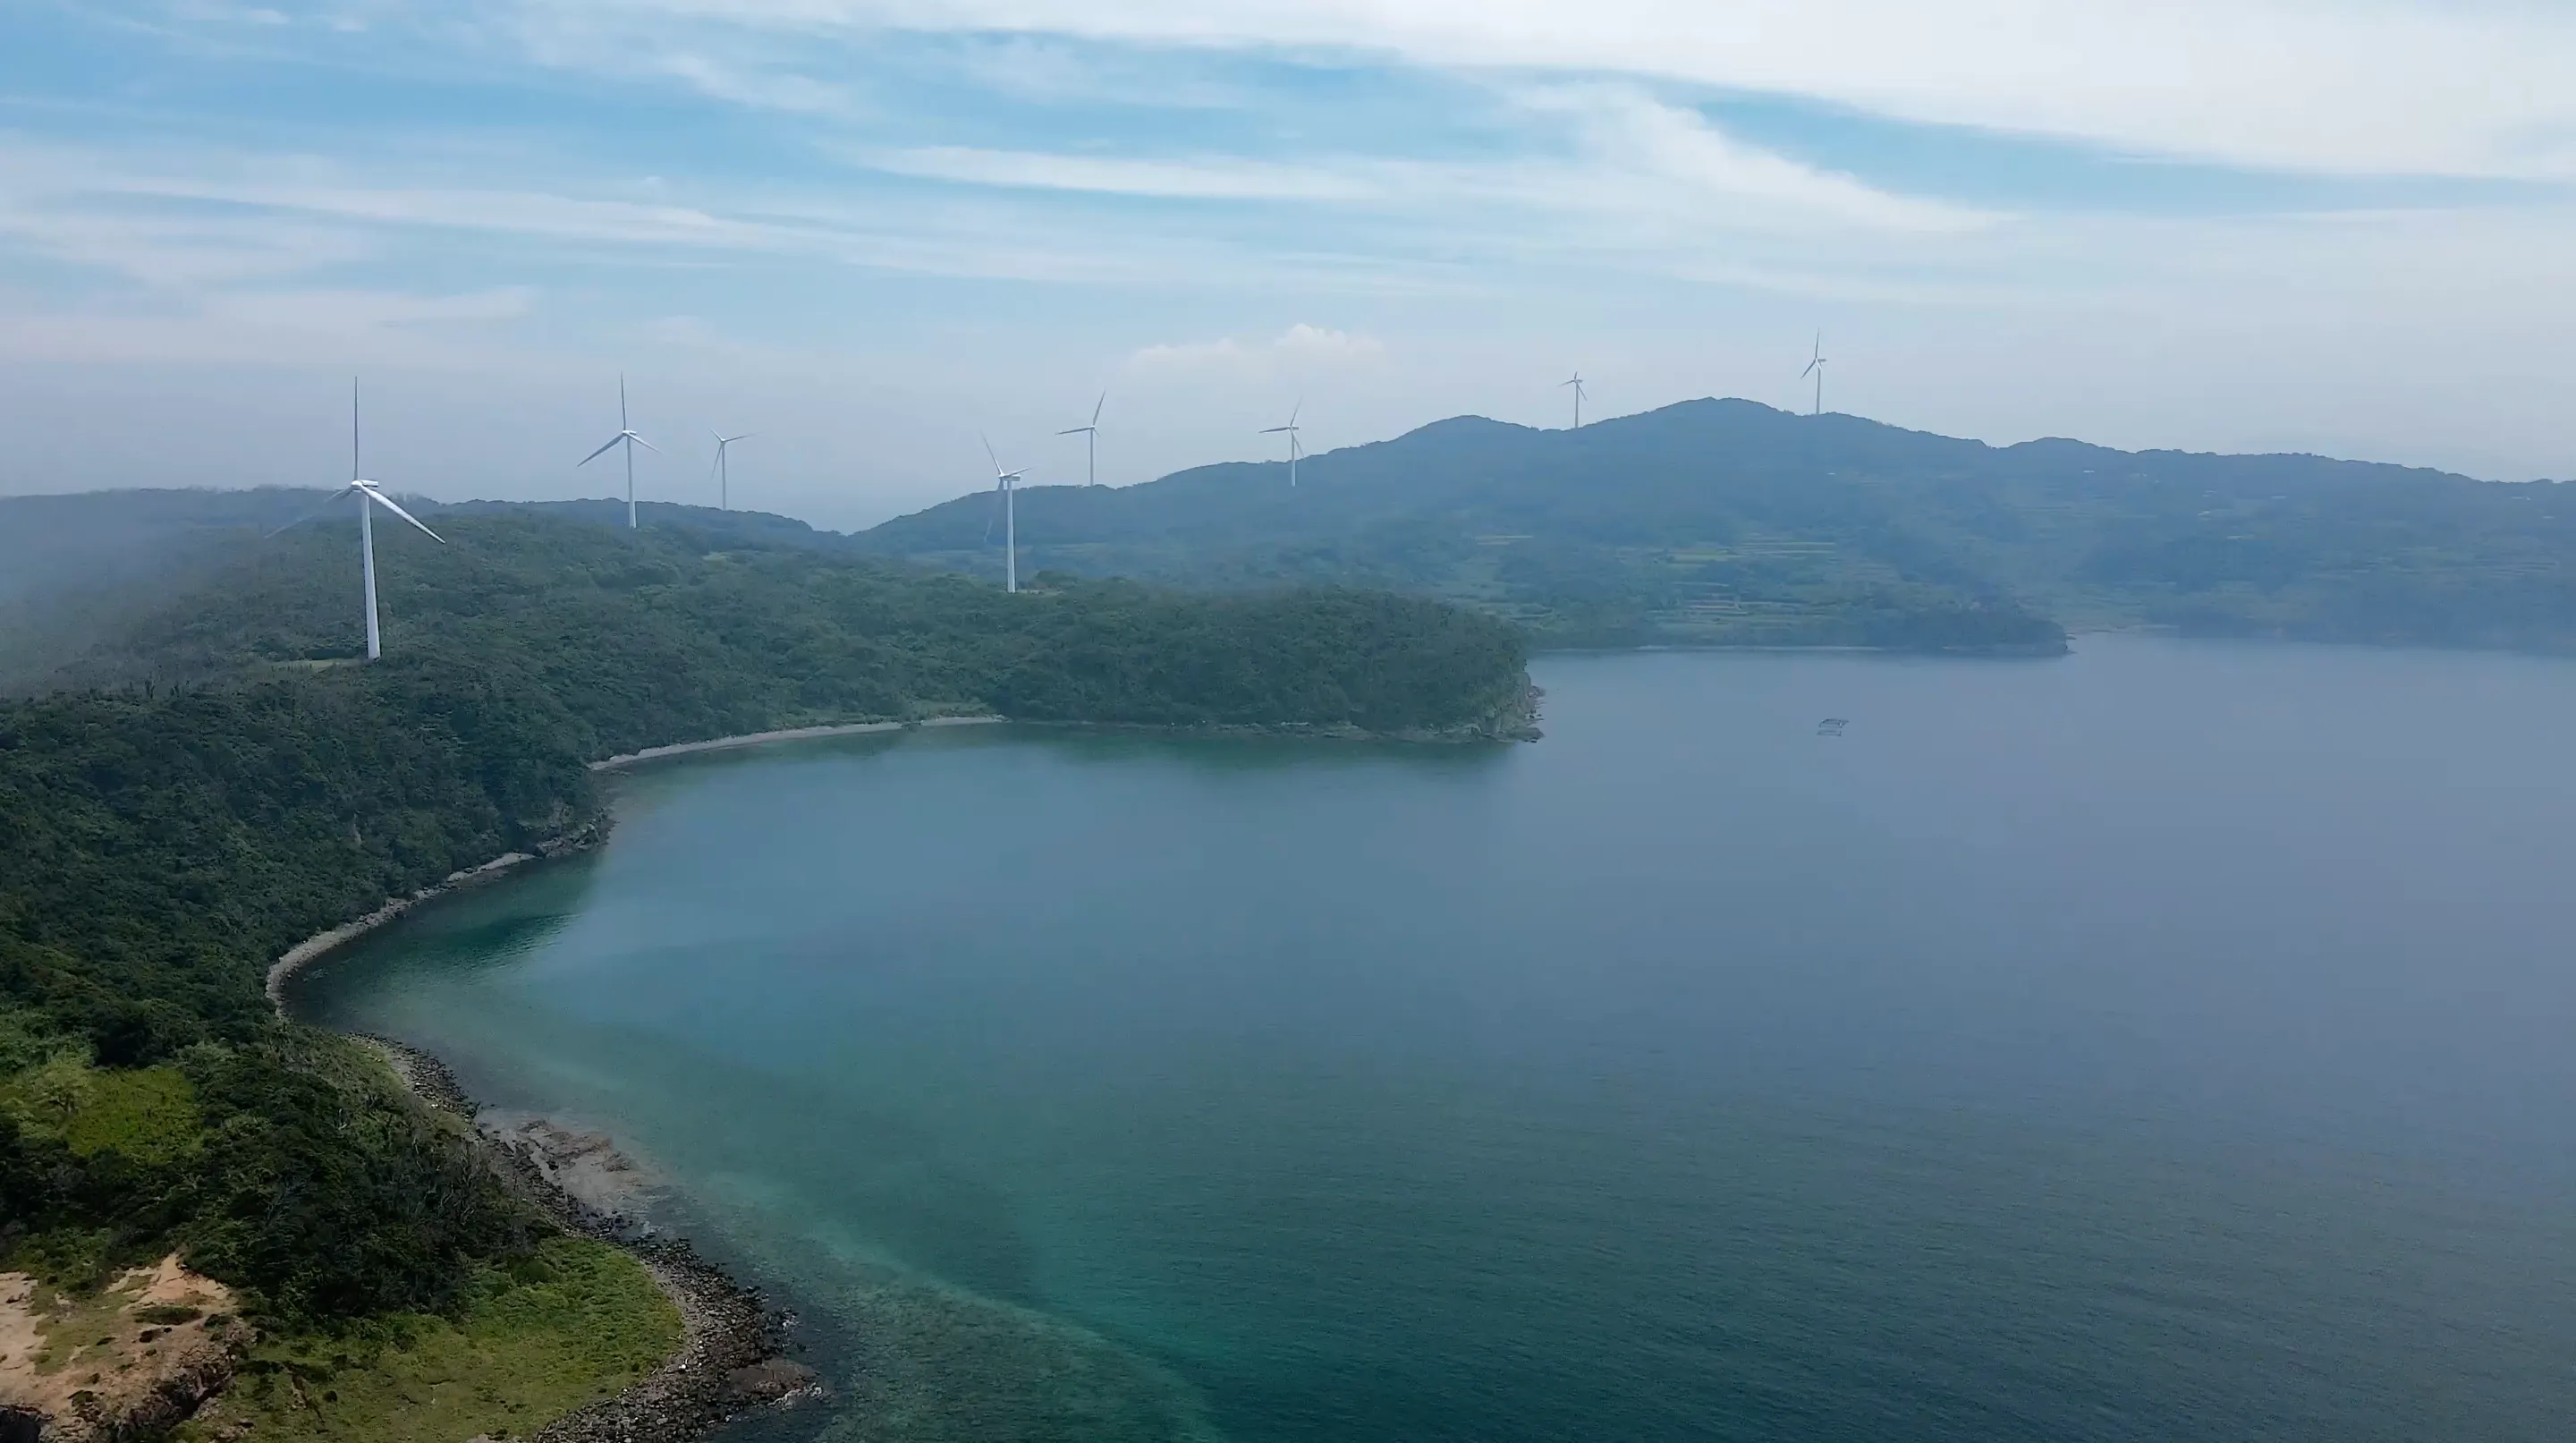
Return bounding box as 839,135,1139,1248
265,488,357,538
1258,427,1290,434
578,435,623,466
1092,392,1106,427
1056,427,1090,436
363,488,446,543
982,433,1002,475
630,435,660,454
726,433,754,444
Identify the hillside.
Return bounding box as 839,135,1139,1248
0,508,1531,1425
858,399,2576,652
0,493,860,692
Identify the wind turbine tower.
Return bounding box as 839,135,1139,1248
984,437,1030,593
269,378,447,661
1260,404,1304,488
1563,371,1589,429
1801,335,1829,417
1058,394,1106,486
709,429,754,510
579,375,659,527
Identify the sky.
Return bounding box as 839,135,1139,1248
1,1,2571,528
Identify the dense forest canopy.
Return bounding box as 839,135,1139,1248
0,509,1531,1328
857,399,2576,652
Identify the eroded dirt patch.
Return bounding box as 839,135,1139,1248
0,1257,246,1440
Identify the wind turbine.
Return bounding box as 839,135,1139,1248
983,436,1029,593
1259,403,1303,488
1057,393,1106,487
269,378,445,662
1562,371,1589,429
708,429,753,510
578,374,658,528
1801,335,1828,417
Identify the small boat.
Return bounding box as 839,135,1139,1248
1816,717,1849,736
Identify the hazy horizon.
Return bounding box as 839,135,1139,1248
3,2,2571,529
5,395,2545,537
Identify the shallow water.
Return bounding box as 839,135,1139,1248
297,639,2576,1442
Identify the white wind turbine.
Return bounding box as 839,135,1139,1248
1801,335,1829,417
578,374,658,528
709,429,754,510
270,378,445,662
983,436,1029,593
1259,403,1303,487
1562,370,1589,429
1057,393,1106,486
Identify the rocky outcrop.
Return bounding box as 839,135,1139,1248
0,1261,248,1443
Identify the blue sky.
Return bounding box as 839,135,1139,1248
2,1,2571,524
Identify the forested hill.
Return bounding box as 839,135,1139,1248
1,511,1531,1331
858,399,2576,653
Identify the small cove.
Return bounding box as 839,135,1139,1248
292,638,2576,1443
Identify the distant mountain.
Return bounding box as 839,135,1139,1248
857,398,2576,652
11,400,2572,658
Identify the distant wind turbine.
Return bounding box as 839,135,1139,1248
578,375,658,528
983,436,1029,593
1562,371,1588,429
1259,403,1304,488
1057,394,1106,487
708,429,753,510
1801,335,1828,417
269,378,445,662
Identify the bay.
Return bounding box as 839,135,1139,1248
293,638,2576,1442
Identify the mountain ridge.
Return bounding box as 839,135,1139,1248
853,397,2569,652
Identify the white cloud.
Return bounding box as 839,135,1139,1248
853,89,1987,240
1513,86,1989,233
1129,323,1387,373
536,0,2576,180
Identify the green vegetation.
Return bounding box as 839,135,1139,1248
1,506,1530,1363
175,1238,682,1443
2,1031,532,1319
857,399,2576,652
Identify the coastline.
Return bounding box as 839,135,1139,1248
589,715,1004,772
359,1039,819,1443
263,849,556,1012
272,703,1544,1010
260,701,1542,1441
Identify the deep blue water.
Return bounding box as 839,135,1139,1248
296,639,2576,1442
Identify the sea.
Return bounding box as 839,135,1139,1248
292,637,2576,1443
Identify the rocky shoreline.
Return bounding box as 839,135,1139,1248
360,1039,823,1443
263,828,603,1014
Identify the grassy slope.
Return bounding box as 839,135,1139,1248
4,1049,677,1443
176,1239,681,1443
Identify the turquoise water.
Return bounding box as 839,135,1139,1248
295,640,2576,1442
